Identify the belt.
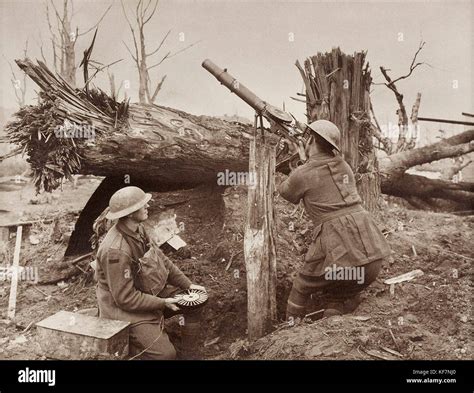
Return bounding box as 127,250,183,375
315,204,364,226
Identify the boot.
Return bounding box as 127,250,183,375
323,301,344,318
286,287,309,322
286,301,306,323
323,293,362,318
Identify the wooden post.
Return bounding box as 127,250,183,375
244,123,277,340
8,225,23,320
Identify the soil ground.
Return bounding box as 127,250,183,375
0,176,472,360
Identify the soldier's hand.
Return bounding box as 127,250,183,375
189,284,206,292
296,139,307,162
164,298,180,311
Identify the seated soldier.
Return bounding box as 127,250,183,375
95,186,205,360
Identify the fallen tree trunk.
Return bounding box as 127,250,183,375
378,130,474,206
379,129,474,176
7,59,252,192
382,173,474,205
79,103,252,185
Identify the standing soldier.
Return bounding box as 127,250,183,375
279,120,391,320
95,186,205,359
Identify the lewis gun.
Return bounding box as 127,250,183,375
202,59,309,170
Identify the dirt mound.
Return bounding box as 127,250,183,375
0,179,471,360
225,202,472,360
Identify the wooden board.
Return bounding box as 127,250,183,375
7,225,22,319
384,269,424,285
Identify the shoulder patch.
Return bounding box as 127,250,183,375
107,249,124,264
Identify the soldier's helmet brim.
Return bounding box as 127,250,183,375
306,122,341,152
106,193,152,220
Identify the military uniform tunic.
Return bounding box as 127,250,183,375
279,152,391,278
95,220,192,359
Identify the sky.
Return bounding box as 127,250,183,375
0,0,472,143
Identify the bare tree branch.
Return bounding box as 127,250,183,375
406,92,422,149
143,0,159,24
4,56,23,106
390,41,426,85
49,0,67,33
45,2,61,72
135,0,142,27
108,69,116,100
379,66,408,151
108,70,125,101
122,0,199,103
150,74,166,102
84,58,123,87
121,0,140,64
142,0,154,19
378,41,429,153
34,34,49,65
380,41,425,151
369,98,393,154
78,3,112,36
4,40,29,107
147,40,201,70
146,29,170,57
20,40,29,105
410,92,422,123
123,41,139,64
146,51,170,70
163,39,201,61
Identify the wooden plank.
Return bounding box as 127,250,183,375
384,269,424,285
7,225,23,320
364,348,396,360
381,346,404,358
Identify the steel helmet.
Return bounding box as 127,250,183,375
307,120,341,152
106,186,152,220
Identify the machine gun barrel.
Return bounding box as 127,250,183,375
202,59,268,114
202,59,301,137
202,58,309,170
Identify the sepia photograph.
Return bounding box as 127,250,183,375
0,0,472,388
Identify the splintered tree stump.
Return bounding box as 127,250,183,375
244,131,277,340
296,48,379,211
